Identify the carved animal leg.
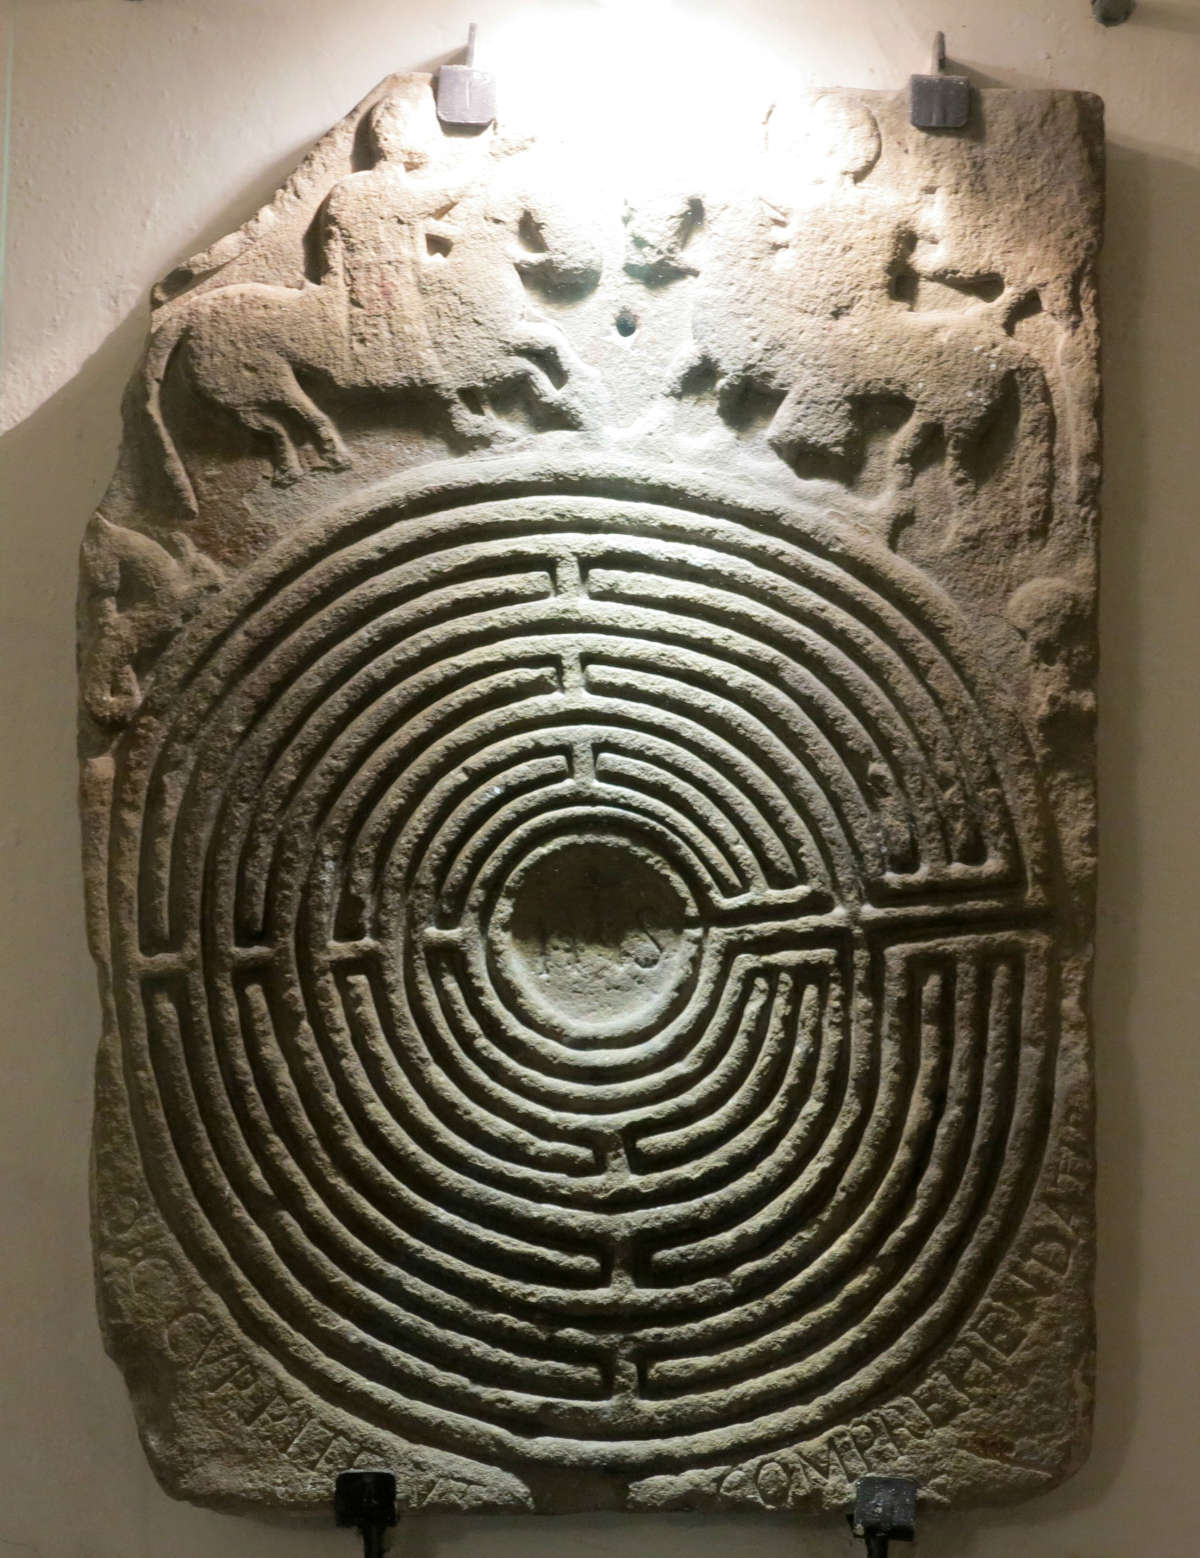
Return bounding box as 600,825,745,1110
509,322,604,425
444,390,514,447
274,377,352,473
82,602,142,726
1015,361,1055,538
767,380,855,463
512,360,585,427
514,357,565,407
942,418,992,536
508,323,571,397
667,347,718,399
945,429,978,494
238,409,307,487
892,416,940,486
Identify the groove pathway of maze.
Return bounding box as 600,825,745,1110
103,463,1056,1470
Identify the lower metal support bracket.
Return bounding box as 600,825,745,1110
847,1475,919,1558
335,1470,397,1558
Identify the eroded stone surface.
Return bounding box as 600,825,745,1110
80,75,1103,1517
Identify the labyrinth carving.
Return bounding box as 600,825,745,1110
82,77,1102,1516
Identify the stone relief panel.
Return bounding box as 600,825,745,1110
79,74,1103,1517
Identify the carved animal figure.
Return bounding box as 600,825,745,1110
79,516,223,725
143,84,603,516
1008,575,1096,739
752,305,1054,523
669,95,1054,533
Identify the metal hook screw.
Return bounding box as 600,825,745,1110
931,30,947,74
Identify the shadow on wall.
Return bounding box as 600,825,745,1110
0,122,1193,1558
1123,1,1200,32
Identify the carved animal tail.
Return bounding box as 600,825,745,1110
142,307,198,518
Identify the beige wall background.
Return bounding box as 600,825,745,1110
1,0,1197,1554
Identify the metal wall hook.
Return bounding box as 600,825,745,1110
436,21,498,128
909,31,970,131
931,30,947,74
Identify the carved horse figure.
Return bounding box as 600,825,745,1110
143,83,604,516
667,95,1055,534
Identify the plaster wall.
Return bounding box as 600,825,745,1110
0,1,1196,1554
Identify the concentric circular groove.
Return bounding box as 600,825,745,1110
109,463,1055,1468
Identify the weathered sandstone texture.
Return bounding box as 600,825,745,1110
79,75,1103,1517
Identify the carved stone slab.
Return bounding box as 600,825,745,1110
80,76,1102,1517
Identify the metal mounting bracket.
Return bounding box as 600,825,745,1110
909,32,970,131
334,1470,397,1558
436,23,497,129
847,1475,919,1558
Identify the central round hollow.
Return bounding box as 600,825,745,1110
499,838,692,1030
